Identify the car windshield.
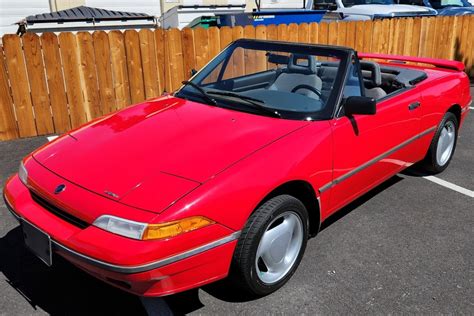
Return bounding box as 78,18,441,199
342,0,394,7
175,40,349,120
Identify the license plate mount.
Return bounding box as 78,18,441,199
22,220,52,266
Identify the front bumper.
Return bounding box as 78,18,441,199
3,175,239,296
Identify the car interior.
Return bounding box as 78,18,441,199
201,52,428,113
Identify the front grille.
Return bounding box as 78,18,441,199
29,190,89,229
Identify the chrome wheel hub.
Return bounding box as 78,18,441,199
255,211,303,284
436,121,455,166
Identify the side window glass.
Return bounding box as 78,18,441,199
343,62,362,98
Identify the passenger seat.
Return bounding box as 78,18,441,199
360,61,387,100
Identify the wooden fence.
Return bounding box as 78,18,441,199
1,15,474,141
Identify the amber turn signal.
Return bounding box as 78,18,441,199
142,216,214,240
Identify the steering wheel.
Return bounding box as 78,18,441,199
291,84,322,98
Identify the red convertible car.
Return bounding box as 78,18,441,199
3,39,471,297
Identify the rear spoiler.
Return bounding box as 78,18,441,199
358,53,465,72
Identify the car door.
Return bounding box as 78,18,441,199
326,63,422,214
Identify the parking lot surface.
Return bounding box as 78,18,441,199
0,88,473,315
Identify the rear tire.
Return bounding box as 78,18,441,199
230,195,308,296
420,112,458,174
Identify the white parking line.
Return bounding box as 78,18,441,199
423,176,474,198
470,107,474,110
46,135,58,142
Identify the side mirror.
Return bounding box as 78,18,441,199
344,96,376,116
191,68,197,76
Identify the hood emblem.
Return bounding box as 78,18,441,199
54,184,66,194
104,190,119,199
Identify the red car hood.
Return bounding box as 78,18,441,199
33,96,307,212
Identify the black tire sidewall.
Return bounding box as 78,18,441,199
234,195,309,296
427,112,458,173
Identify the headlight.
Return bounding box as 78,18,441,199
19,161,28,185
93,215,214,240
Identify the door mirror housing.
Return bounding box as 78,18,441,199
344,96,376,116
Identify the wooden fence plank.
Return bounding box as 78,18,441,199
362,21,373,53
403,18,414,56
309,22,319,44
243,25,256,40
336,22,347,46
205,27,221,82
345,21,356,49
139,29,160,100
354,21,364,52
298,23,310,43
59,32,87,128
154,29,166,95
219,27,233,77
266,24,278,41
387,19,397,55
219,26,233,50
244,25,256,74
419,17,432,57
466,16,474,76
166,28,185,91
0,45,19,140
232,26,245,78
328,22,338,46
433,16,447,59
41,33,70,133
455,15,468,64
208,27,221,61
318,22,329,45
288,23,298,42
3,35,37,137
380,19,391,54
109,31,131,109
194,27,210,70
92,31,116,114
181,28,195,79
444,16,456,60
124,30,145,104
265,25,278,69
22,33,54,135
410,18,422,57
388,19,400,55
277,24,288,42
77,32,102,120
255,25,267,72
371,20,383,53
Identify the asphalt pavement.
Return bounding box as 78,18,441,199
0,89,472,315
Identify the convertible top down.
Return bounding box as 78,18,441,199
4,39,471,297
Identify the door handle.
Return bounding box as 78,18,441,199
408,101,421,110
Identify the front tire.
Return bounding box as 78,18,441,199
421,112,458,174
230,195,308,296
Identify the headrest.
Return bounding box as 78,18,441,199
267,53,289,65
287,54,318,75
360,60,382,86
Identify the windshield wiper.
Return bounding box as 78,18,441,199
206,90,281,118
181,81,217,106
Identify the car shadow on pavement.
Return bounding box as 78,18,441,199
319,175,404,231
0,227,148,315
0,175,404,315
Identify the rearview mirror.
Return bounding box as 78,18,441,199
344,96,376,116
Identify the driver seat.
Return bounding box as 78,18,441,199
267,54,322,100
